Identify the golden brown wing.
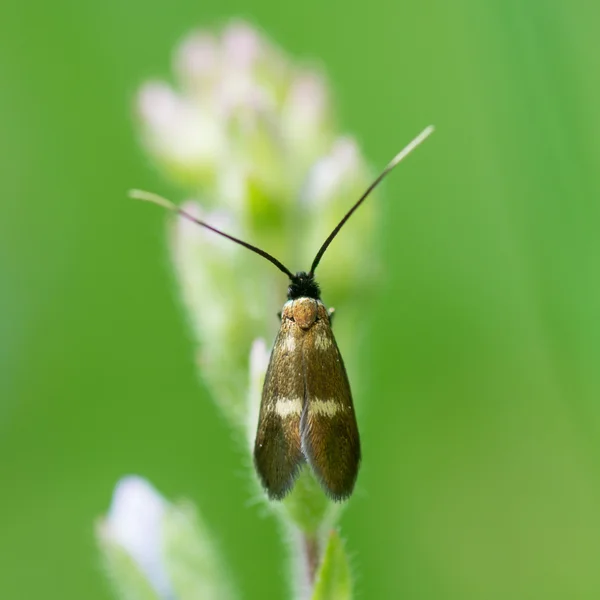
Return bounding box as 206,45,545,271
253,318,306,500
300,315,360,501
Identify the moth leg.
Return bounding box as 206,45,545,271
328,307,335,326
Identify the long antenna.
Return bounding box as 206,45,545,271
130,190,295,279
309,125,434,276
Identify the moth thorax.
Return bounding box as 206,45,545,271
283,297,318,330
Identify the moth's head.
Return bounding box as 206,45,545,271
287,271,321,300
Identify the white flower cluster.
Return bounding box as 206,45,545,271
135,20,377,428
97,21,398,600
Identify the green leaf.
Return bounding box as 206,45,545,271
162,500,238,600
311,530,352,600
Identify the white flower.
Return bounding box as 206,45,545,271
101,476,174,599
174,32,218,86
302,137,362,206
137,82,225,174
98,476,237,600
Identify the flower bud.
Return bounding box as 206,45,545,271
97,476,236,600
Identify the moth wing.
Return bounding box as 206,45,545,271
301,318,360,501
254,319,306,500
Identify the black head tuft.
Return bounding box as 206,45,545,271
287,272,321,300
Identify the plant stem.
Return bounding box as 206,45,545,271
303,533,320,587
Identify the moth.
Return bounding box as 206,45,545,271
133,125,433,501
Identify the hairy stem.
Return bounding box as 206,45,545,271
303,533,320,588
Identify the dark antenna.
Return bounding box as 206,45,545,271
132,125,433,283
309,125,434,276
130,190,295,279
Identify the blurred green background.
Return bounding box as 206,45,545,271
2,0,600,598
